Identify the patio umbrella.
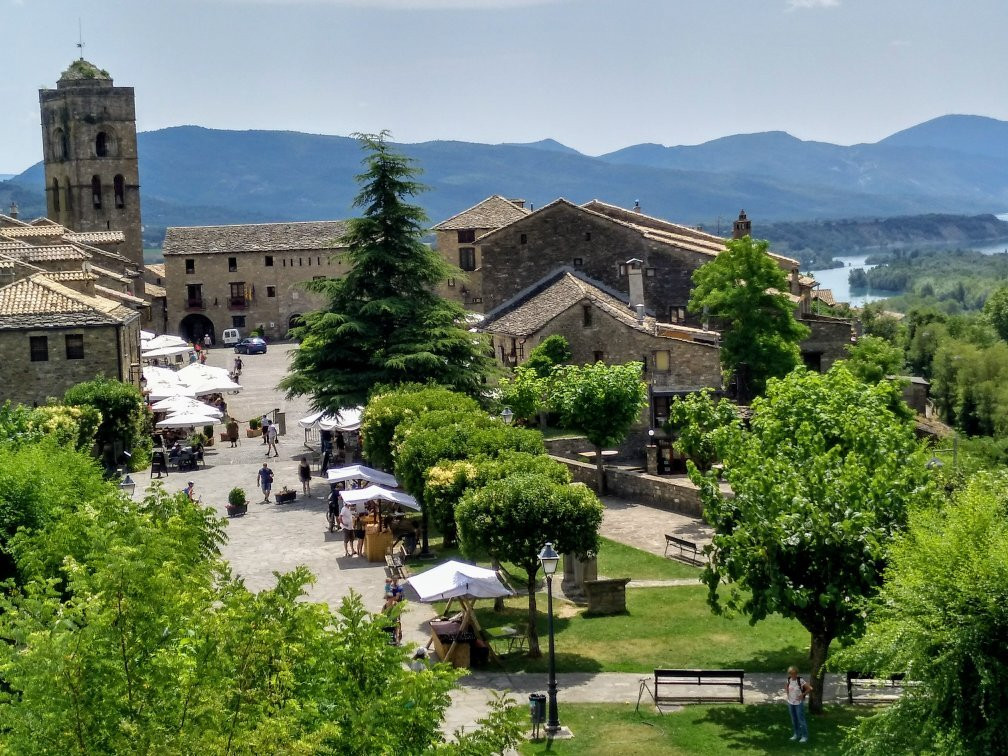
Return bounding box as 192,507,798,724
156,412,221,429
142,344,192,358
146,382,196,401
176,363,230,384
140,329,156,341
144,334,188,350
151,395,223,417
338,484,419,511
326,464,398,488
190,376,242,395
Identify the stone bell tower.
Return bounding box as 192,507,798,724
732,209,752,240
39,59,144,268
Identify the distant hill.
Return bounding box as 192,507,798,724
3,115,1008,247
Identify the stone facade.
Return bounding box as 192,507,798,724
39,60,144,269
162,222,350,343
799,314,855,372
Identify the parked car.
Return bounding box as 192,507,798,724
221,328,242,345
234,337,267,355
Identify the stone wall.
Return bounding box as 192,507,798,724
479,201,712,320
800,315,855,372
434,228,489,312
0,318,140,406
164,249,349,342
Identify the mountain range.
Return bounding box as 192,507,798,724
2,114,1008,247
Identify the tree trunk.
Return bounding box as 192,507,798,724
492,557,504,612
526,577,541,657
807,631,833,714
594,443,606,494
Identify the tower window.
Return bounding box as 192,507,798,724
228,257,238,272
113,175,125,209
91,176,102,209
52,128,68,160
52,178,61,213
185,259,195,275
459,247,476,271
572,257,583,266
266,286,276,298
96,132,109,157
65,334,85,360
65,176,72,209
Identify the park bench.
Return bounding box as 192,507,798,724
664,534,703,565
385,545,411,581
637,668,745,712
846,671,912,704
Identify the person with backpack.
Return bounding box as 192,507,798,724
786,666,812,743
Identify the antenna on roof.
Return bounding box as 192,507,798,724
77,19,85,59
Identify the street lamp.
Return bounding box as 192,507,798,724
538,541,561,735
501,407,514,426
119,474,136,497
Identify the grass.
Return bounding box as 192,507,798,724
595,537,702,581
473,585,807,674
518,703,867,755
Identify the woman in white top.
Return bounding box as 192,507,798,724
786,666,812,743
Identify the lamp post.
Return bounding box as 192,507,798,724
501,406,514,426
538,541,561,735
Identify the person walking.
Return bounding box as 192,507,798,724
203,333,212,349
327,485,340,532
226,418,239,447
257,462,274,503
261,415,270,445
786,666,812,743
266,421,279,457
339,500,355,556
298,456,312,496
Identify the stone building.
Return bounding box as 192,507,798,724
39,59,144,269
162,221,350,342
0,272,141,406
479,264,722,435
431,195,529,312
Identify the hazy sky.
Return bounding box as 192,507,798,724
2,0,1006,173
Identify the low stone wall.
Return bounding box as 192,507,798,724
584,578,631,615
549,455,707,518
544,435,589,460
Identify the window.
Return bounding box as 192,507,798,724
669,306,686,323
646,267,656,277
52,178,60,213
265,255,274,267
459,247,476,271
470,297,482,304
572,257,583,267
229,282,246,308
582,304,592,327
299,258,303,266
282,258,286,267
457,229,476,244
593,351,604,363
317,257,321,266
65,175,72,209
65,334,84,360
95,131,109,157
266,286,276,297
585,232,592,241
91,175,102,209
186,284,203,308
185,259,195,274
232,315,246,328
29,336,48,362
228,257,237,272
52,128,67,160
655,350,671,371
114,174,125,208
447,277,456,288
618,263,628,276
520,233,527,245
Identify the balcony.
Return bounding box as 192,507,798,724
186,298,204,310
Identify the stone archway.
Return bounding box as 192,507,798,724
179,314,215,344
287,313,304,337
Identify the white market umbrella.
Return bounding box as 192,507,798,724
177,363,230,383
327,464,398,488
156,412,220,429
190,376,242,395
144,334,188,350
140,330,156,341
151,395,223,417
339,484,419,511
406,560,513,603
142,344,192,358
146,382,196,401
298,406,363,432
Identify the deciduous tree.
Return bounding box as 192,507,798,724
280,133,493,411
688,365,933,713
666,388,739,471
455,473,602,657
688,236,810,400
843,334,905,384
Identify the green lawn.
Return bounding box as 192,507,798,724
596,537,702,581
518,703,867,755
475,585,807,674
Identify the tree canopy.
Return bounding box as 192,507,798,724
688,365,934,712
688,235,810,400
63,376,151,471
281,133,493,411
834,473,1008,755
523,334,571,379
666,388,739,471
842,334,905,384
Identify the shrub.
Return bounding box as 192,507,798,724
63,377,151,472
249,417,261,430
228,487,247,507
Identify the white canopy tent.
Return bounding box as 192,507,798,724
326,464,398,488
298,407,363,432
142,344,192,358
338,484,419,511
406,560,514,603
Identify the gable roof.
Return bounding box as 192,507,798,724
0,273,137,330
433,195,530,231
162,220,350,255
478,267,718,347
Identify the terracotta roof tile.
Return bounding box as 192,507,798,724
0,273,137,329
162,221,350,255
812,288,836,307
0,225,65,238
145,263,166,277
433,195,529,231
66,230,125,244
46,270,98,282
145,281,167,298
95,284,147,306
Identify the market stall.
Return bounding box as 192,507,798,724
405,560,514,668
326,464,398,488
338,484,419,561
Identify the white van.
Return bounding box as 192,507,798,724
222,328,241,345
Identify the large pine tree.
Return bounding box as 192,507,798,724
281,133,491,411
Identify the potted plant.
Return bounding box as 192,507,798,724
202,424,215,447
226,487,248,517
247,417,261,438
187,431,208,448
276,485,297,504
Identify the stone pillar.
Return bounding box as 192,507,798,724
561,553,578,596
646,444,658,475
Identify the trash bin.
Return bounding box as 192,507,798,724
529,693,546,725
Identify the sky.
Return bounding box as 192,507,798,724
2,0,1007,174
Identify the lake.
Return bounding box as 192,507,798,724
811,211,1008,307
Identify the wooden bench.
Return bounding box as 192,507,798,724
664,534,703,565
384,545,411,580
637,668,744,711
846,671,910,704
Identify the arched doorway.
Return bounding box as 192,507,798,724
179,314,215,344
287,313,304,338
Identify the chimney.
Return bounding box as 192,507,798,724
635,304,646,323
633,199,642,213
508,198,525,209
732,209,751,239
626,258,645,311
8,202,17,219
